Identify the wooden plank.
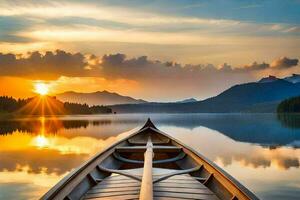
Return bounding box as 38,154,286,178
88,186,140,194
98,175,205,183
154,174,192,179
128,137,170,145
88,186,213,194
115,146,182,153
161,176,206,182
154,197,189,200
154,182,207,189
154,166,201,183
93,182,141,189
97,165,141,181
85,190,139,199
113,151,185,164
153,187,213,194
99,179,139,184
158,180,203,185
102,175,134,181
154,191,219,200
157,179,200,184
84,194,139,200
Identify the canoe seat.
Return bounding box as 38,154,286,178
113,151,186,164
153,165,201,183
97,165,141,181
83,168,220,200
115,145,182,153
127,135,170,145
98,164,204,184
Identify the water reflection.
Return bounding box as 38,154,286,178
277,113,300,129
0,114,299,200
1,114,300,147
0,119,88,135
150,114,300,147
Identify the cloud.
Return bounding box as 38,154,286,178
0,50,222,82
242,61,270,71
0,50,298,80
100,53,220,80
0,50,100,79
0,49,298,100
284,26,300,33
218,63,233,71
101,53,300,78
1,0,299,47
0,149,86,175
0,1,241,27
271,57,299,69
236,57,299,72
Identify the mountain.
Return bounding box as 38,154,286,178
3,95,112,115
284,74,300,83
258,75,279,83
56,91,147,106
109,77,300,113
174,98,197,103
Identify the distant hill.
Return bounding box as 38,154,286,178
258,75,278,83
16,96,66,115
284,74,300,83
277,96,300,113
174,98,197,103
0,96,112,115
109,76,300,113
56,91,147,106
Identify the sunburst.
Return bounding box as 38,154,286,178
34,82,49,96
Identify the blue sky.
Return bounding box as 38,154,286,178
0,0,299,100
96,0,300,24
1,0,300,61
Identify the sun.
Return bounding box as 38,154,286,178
34,135,49,148
34,82,49,95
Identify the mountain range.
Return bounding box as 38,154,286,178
108,74,300,113
56,74,300,113
56,90,147,105
56,91,197,106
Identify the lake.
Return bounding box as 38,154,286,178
0,114,299,200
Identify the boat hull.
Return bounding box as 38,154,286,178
41,119,259,200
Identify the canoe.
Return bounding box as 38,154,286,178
41,118,259,200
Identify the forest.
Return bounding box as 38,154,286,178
0,96,112,115
277,96,300,113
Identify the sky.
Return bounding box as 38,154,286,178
0,0,300,101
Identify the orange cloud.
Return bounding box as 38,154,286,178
0,50,298,100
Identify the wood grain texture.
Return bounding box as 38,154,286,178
83,169,218,200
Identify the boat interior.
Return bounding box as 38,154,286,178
42,119,258,200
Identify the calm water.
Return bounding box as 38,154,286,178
0,114,300,200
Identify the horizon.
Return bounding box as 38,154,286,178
0,1,299,101
0,73,299,103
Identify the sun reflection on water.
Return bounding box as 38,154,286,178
34,135,49,148
0,114,300,200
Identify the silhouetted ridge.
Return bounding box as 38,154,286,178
277,96,300,113
0,96,112,115
56,91,147,106
109,75,300,113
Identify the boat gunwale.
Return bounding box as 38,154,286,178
41,127,143,200
41,120,259,200
149,126,259,200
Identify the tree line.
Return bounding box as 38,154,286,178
0,96,112,115
63,102,112,114
277,96,300,113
